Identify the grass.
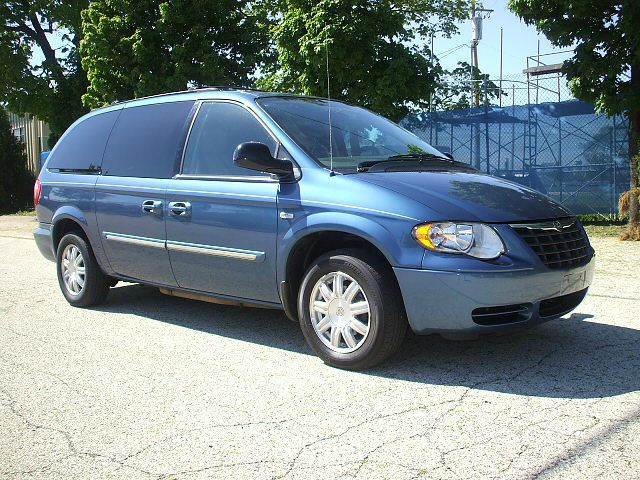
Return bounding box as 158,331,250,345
584,224,627,237
576,214,637,238
12,209,36,216
577,213,623,224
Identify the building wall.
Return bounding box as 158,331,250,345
8,112,51,175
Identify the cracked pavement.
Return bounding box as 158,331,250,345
1,215,639,479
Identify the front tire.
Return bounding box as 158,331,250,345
56,232,111,307
298,249,407,370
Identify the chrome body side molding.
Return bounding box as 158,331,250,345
166,240,265,262
103,232,166,249
103,232,265,262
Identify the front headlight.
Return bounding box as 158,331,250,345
412,222,505,259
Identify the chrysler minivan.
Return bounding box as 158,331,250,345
33,88,595,369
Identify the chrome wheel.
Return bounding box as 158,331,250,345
61,244,85,296
309,271,371,353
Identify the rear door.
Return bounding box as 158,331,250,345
42,108,122,270
165,101,281,302
95,101,195,285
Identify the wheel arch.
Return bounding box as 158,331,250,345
51,207,91,254
278,212,415,322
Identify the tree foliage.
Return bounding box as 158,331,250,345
0,109,33,213
0,1,88,143
508,0,640,227
3,1,472,136
80,0,269,108
432,61,503,111
256,0,470,121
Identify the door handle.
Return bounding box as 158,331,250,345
169,201,191,217
142,200,163,215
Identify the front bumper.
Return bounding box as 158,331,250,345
394,254,595,335
33,222,55,262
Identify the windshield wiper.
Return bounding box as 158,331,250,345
357,152,453,172
388,153,453,162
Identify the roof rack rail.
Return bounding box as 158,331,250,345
92,85,274,111
188,85,269,93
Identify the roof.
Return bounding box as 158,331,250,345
90,86,301,114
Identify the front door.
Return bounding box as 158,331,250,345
165,101,281,303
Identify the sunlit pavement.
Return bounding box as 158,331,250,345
1,215,639,479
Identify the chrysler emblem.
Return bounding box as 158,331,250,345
551,220,562,232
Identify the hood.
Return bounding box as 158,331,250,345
353,171,572,223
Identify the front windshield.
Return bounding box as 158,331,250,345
257,96,444,172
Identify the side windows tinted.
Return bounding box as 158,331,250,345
102,101,194,178
47,109,121,172
182,102,277,176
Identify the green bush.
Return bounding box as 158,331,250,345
0,109,34,214
577,213,627,226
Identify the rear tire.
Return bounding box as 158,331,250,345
298,249,407,370
56,232,111,307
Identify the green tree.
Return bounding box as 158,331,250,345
80,0,269,108
508,0,640,233
256,0,470,121
432,61,504,111
0,1,88,143
0,109,33,213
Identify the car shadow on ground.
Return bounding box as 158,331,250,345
96,283,640,399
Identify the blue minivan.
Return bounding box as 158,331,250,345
33,88,595,369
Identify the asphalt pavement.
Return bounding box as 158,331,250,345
1,215,639,479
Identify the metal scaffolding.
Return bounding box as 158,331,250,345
403,70,630,216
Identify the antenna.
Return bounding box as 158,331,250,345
325,28,334,174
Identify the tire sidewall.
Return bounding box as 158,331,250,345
298,253,387,368
56,233,94,306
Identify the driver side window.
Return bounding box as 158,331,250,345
182,102,277,176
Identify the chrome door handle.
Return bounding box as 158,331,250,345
169,201,191,217
142,200,163,214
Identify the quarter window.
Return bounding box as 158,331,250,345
47,109,121,172
182,102,277,176
102,101,194,178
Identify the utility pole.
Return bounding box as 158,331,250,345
471,0,479,106
470,0,492,170
470,0,493,106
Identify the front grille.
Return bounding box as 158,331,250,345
539,288,588,318
511,219,590,269
472,303,532,326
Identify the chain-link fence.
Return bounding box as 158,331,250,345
402,74,630,216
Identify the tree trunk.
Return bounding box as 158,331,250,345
629,65,640,226
630,112,639,224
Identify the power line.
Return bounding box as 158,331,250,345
436,43,469,59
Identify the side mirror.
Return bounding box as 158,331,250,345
444,152,455,161
233,142,294,180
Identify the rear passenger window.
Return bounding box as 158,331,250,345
102,101,194,178
47,109,121,172
182,102,277,176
